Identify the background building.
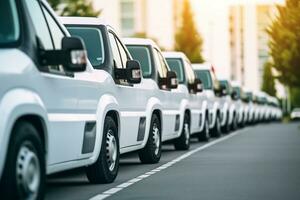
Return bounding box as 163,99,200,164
94,0,284,93
229,3,278,91
93,0,182,50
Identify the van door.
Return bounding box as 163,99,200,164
108,31,149,150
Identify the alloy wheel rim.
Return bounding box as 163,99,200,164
16,144,40,200
152,123,160,155
106,130,117,171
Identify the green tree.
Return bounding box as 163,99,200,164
48,0,61,10
290,88,300,108
175,0,204,63
47,0,100,17
267,0,300,88
261,61,277,96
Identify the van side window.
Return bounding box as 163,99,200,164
42,6,65,72
115,37,129,68
108,32,123,69
153,49,168,78
185,60,196,84
42,7,65,49
24,0,53,50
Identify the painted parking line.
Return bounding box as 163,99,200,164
89,130,242,200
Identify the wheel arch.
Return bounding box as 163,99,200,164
106,110,120,139
14,115,48,155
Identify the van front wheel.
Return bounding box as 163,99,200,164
0,121,45,200
139,114,162,164
174,113,190,150
86,116,119,184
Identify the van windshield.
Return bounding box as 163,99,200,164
194,70,213,90
166,58,185,83
0,0,20,46
67,27,105,68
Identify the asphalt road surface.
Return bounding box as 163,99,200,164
46,122,300,200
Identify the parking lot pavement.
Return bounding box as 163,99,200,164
46,123,300,200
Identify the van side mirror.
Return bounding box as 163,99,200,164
220,84,228,96
115,60,142,84
167,71,178,89
231,91,238,100
39,36,87,72
126,60,142,84
194,78,203,93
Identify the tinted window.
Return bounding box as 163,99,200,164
24,0,53,49
68,27,105,68
195,70,213,90
220,80,232,94
127,45,152,78
166,58,185,83
0,0,20,46
233,87,241,98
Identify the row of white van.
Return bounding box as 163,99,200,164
0,1,282,199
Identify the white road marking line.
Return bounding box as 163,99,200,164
145,171,156,175
89,194,110,200
151,169,161,172
117,182,134,188
138,174,150,179
103,188,123,194
89,130,241,200
127,178,142,183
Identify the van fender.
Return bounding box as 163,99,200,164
90,94,120,163
0,89,48,179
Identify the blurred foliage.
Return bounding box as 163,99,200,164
47,0,100,17
132,32,147,38
267,0,300,88
175,0,204,63
290,87,300,108
261,61,277,96
48,0,60,10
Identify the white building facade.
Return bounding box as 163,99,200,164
93,0,179,50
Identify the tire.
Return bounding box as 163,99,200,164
174,113,190,150
240,113,246,128
210,113,222,138
0,121,45,200
86,116,119,184
139,114,161,164
231,113,238,131
221,112,231,134
198,115,210,142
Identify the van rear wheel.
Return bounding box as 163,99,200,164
86,116,119,184
0,121,45,200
